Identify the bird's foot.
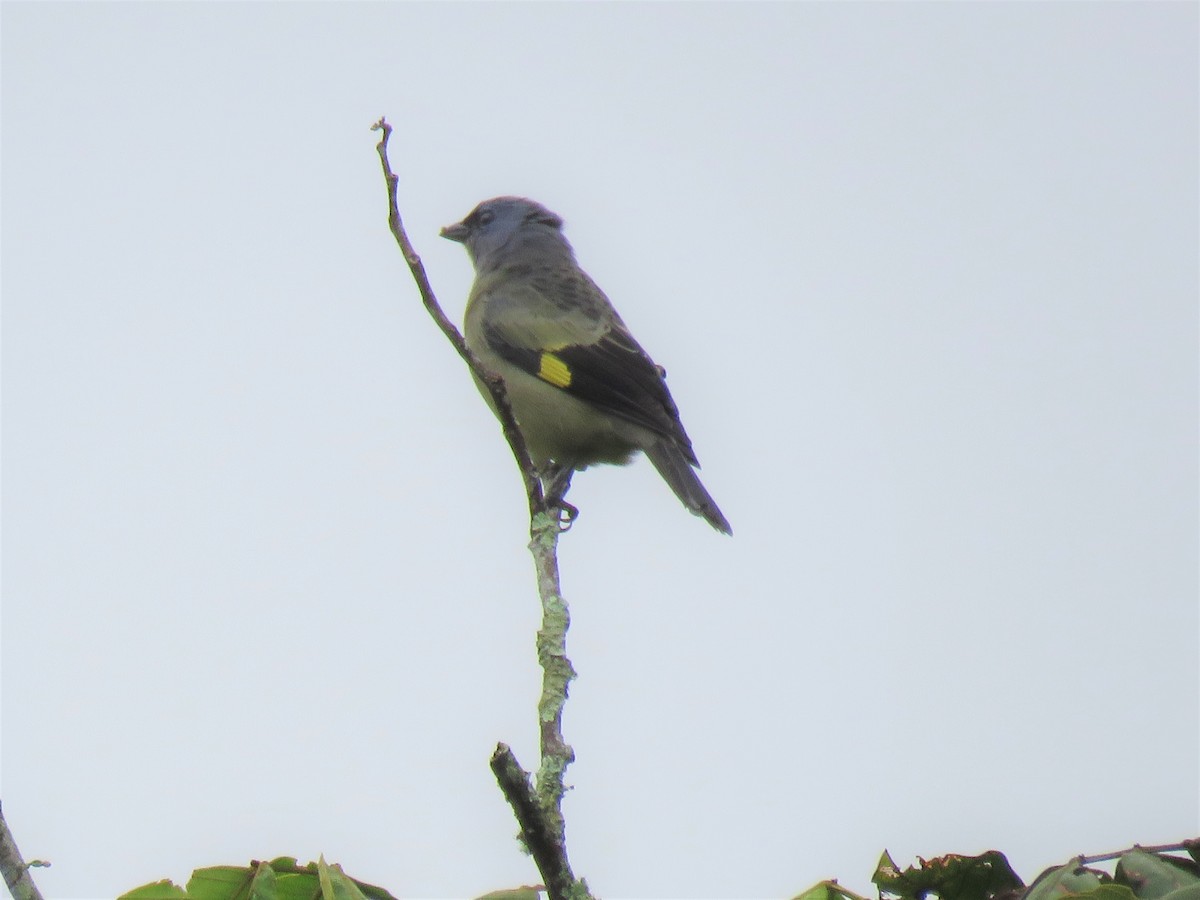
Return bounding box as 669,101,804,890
556,500,578,532
541,463,577,531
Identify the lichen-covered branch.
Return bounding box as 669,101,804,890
529,511,576,836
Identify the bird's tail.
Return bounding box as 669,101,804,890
644,441,732,535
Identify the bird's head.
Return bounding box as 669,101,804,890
441,196,567,271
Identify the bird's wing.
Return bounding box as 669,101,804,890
477,267,697,457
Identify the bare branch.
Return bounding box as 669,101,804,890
370,117,544,516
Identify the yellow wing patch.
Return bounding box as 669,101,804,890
537,353,572,389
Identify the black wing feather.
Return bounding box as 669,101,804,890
483,321,697,460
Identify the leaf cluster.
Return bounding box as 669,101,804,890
114,842,1200,900
793,844,1200,900
117,856,399,900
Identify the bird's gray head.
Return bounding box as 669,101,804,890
440,196,570,272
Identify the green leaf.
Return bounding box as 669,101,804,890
266,857,397,900
317,856,337,900
120,858,400,900
1116,851,1200,899
475,889,545,900
1025,862,1110,900
116,880,189,900
276,871,324,900
873,850,1023,900
185,866,254,900
1066,885,1139,900
1158,886,1200,900
876,852,902,887
248,861,279,900
317,856,371,900
790,880,872,900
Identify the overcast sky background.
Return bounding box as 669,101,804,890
3,3,1197,899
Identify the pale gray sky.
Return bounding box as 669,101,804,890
2,3,1197,899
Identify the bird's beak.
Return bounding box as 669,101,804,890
440,221,469,243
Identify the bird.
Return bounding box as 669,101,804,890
440,196,731,535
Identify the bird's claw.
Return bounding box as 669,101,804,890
556,501,578,532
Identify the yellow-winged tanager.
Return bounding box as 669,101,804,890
440,196,731,535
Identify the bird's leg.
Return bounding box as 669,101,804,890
541,462,578,530
542,462,574,503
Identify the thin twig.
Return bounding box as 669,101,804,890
0,802,47,900
370,117,544,516
371,117,587,898
1077,839,1200,866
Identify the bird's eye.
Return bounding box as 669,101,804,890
476,209,495,227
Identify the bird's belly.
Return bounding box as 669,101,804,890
496,371,638,469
